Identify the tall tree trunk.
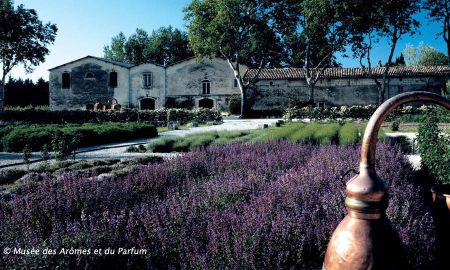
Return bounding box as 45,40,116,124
0,74,5,113
238,82,248,118
445,13,450,67
381,33,398,104
309,84,315,105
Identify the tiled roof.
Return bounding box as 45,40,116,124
244,66,450,80
90,56,135,68
49,55,134,71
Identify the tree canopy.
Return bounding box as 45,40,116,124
5,76,49,107
184,0,285,117
103,26,193,66
403,43,448,66
347,0,421,103
269,0,357,102
423,0,450,65
0,0,57,112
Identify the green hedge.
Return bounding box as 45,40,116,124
1,123,158,152
228,95,241,115
0,107,222,126
283,104,447,121
417,110,450,184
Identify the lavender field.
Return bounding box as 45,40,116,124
0,142,436,269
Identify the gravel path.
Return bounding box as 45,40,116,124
0,118,280,169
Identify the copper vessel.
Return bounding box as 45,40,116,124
323,91,450,270
432,184,450,211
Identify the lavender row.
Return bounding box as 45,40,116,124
0,142,435,269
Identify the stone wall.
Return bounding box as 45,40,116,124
49,57,129,110
50,57,242,111
166,58,241,110
50,56,447,113
249,77,446,112
130,63,165,109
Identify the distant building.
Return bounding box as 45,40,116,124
244,66,450,112
49,56,242,111
49,56,450,112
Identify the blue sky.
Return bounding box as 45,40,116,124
9,0,448,81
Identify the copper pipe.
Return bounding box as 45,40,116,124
323,91,450,270
360,91,450,171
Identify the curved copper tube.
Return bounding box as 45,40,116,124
323,91,450,270
360,91,450,171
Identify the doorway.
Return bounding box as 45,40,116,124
198,98,214,109
140,98,156,110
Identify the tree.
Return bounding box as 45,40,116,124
393,53,406,66
103,32,127,63
349,0,421,104
184,0,284,117
270,0,354,104
0,0,57,113
5,76,49,106
403,43,448,66
424,0,450,66
124,29,150,65
145,26,193,66
103,26,194,66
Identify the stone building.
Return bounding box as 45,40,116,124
49,56,450,112
49,56,241,111
244,66,450,113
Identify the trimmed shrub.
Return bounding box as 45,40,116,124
147,136,179,153
391,119,400,131
0,169,27,186
273,122,302,139
283,104,448,122
288,123,321,143
417,110,450,184
2,123,158,152
339,123,360,145
313,123,340,144
192,108,222,123
0,108,222,126
228,95,241,115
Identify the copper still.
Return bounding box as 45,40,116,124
323,91,450,270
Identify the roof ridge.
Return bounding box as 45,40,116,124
244,65,450,80
49,55,134,71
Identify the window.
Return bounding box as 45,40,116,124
202,80,210,95
234,79,238,87
85,72,95,79
62,72,70,89
317,102,325,109
143,72,152,88
109,71,118,87
398,86,404,93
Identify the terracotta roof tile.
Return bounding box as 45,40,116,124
244,66,450,80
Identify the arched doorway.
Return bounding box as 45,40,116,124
140,98,156,110
198,98,214,109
